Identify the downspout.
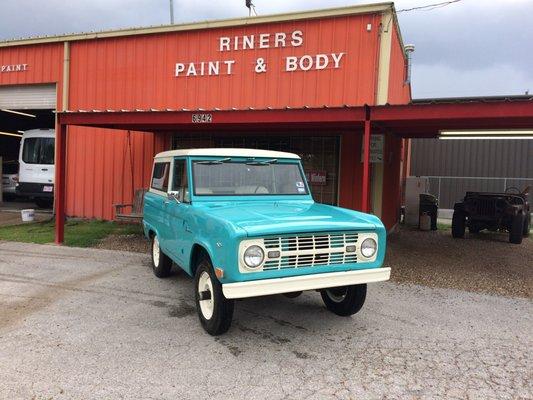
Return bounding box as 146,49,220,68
54,41,70,244
62,41,70,111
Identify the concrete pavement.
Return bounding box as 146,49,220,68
0,241,531,399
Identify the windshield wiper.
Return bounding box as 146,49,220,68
196,158,231,165
245,159,278,166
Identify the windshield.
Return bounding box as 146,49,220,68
22,137,55,165
192,160,309,196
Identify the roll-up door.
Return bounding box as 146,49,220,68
0,84,56,109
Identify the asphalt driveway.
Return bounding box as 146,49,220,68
0,241,531,400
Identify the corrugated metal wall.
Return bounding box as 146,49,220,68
410,139,533,208
68,14,382,111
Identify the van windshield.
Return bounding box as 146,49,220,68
22,137,55,165
192,160,309,196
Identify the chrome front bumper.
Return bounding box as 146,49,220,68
222,267,391,299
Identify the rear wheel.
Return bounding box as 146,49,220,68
452,211,466,238
523,213,531,237
320,284,366,316
151,235,172,277
509,214,524,244
194,257,234,336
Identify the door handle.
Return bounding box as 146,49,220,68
183,221,192,233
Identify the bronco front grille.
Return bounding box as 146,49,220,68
262,232,358,270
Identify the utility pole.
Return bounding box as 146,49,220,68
169,0,174,24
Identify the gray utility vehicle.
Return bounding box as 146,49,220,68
452,187,530,244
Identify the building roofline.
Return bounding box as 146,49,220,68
412,95,533,104
0,2,394,48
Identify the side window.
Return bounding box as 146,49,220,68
151,162,170,192
171,159,190,202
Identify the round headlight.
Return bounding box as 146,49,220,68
243,245,265,268
361,238,377,258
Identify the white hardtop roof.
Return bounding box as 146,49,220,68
155,148,300,160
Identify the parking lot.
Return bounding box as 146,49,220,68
0,241,531,400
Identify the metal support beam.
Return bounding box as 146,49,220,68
55,124,67,244
362,113,371,213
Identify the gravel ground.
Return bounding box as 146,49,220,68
0,241,531,400
385,226,533,299
95,233,150,253
96,226,533,299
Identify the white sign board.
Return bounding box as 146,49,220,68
361,134,384,163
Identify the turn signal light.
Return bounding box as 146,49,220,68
267,251,280,258
215,268,224,279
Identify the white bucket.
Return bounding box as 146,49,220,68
21,209,35,222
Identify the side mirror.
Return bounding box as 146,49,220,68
167,192,181,204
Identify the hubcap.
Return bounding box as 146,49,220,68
326,287,348,303
152,236,160,267
198,271,214,320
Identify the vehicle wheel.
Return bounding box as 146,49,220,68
282,291,302,299
523,213,531,237
509,214,524,244
35,197,53,209
452,211,466,238
151,235,172,277
194,257,234,336
469,225,481,234
320,284,366,317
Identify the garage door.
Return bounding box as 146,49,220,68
0,84,56,109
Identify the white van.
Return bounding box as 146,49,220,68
17,129,55,208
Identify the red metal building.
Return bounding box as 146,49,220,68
2,3,531,243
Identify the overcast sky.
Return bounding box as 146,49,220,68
1,0,531,99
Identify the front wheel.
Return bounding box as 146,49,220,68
320,284,366,316
194,258,234,336
452,211,466,238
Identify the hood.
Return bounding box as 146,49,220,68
196,200,381,236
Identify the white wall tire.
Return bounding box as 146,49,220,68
194,257,234,335
151,235,172,278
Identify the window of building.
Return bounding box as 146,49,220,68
171,134,340,205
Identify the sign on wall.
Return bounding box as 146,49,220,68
1,64,28,73
174,30,345,77
361,134,384,163
305,170,328,186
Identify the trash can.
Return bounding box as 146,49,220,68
419,193,438,231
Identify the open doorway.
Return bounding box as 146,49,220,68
0,84,56,209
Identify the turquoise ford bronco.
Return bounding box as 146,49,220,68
143,149,390,335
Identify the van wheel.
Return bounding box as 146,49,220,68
194,257,234,336
151,235,172,277
35,198,53,209
320,284,366,316
509,214,524,244
452,211,466,238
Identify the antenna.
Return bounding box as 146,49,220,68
169,0,174,24
245,0,257,16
